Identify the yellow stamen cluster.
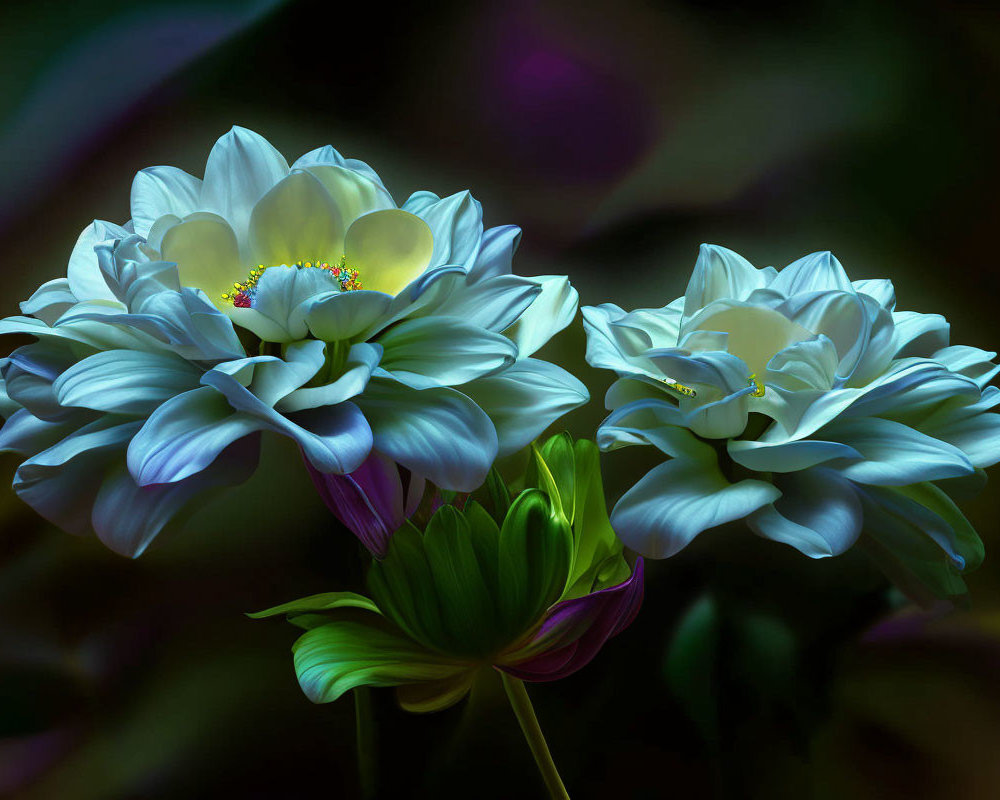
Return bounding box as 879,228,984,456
748,374,766,398
220,257,363,307
659,377,697,397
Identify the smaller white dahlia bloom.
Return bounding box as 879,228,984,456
584,245,1000,594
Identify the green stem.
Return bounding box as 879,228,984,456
353,687,377,799
500,672,570,800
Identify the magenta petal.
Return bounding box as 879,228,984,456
306,450,406,558
499,558,645,682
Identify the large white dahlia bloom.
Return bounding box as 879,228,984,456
584,245,1000,593
0,127,587,556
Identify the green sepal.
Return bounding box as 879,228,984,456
291,610,470,705
860,482,981,601
496,488,573,640
528,433,631,600
468,466,512,526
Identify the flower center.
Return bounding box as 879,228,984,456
691,305,813,381
220,257,362,307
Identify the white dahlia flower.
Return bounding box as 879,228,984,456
584,245,1000,595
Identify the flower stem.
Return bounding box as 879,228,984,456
500,672,570,799
353,687,377,798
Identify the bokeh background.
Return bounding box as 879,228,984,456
2,0,999,797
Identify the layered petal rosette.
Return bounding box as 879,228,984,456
251,434,643,712
1,127,587,554
0,238,260,556
584,245,1000,596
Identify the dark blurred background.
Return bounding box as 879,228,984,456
2,0,1000,797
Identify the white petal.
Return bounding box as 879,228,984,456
248,171,345,266
503,275,578,358
130,166,202,236
748,468,861,557
68,220,129,301
200,126,289,250
610,455,781,559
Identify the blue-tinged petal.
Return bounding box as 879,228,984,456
20,278,76,325
604,375,675,410
93,435,259,558
428,274,540,333
597,399,706,459
728,437,862,473
612,299,684,349
278,343,381,412
12,418,140,535
503,276,578,358
770,251,852,296
0,409,71,457
844,358,979,424
748,467,862,558
460,358,588,457
610,455,781,559
133,288,246,361
645,348,750,393
931,345,1000,389
402,190,483,269
229,264,338,342
377,315,517,387
243,343,326,407
68,220,129,301
826,417,974,485
0,313,161,356
765,335,839,392
54,349,201,415
682,244,766,317
891,310,950,359
200,126,289,250
356,377,497,490
290,145,387,190
679,386,752,439
467,224,521,283
200,364,373,474
860,483,981,570
4,341,82,420
305,290,393,343
283,402,373,475
127,387,262,485
130,166,202,237
925,412,1000,468
852,278,896,310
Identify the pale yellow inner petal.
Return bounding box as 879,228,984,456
693,305,813,376
248,171,345,267
343,210,433,295
303,165,395,229
159,213,243,308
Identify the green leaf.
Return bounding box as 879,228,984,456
563,438,630,599
469,466,512,526
420,505,501,658
247,591,381,620
292,613,470,704
532,432,576,523
367,523,452,652
497,489,573,639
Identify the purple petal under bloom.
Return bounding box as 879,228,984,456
306,450,425,558
499,559,645,682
